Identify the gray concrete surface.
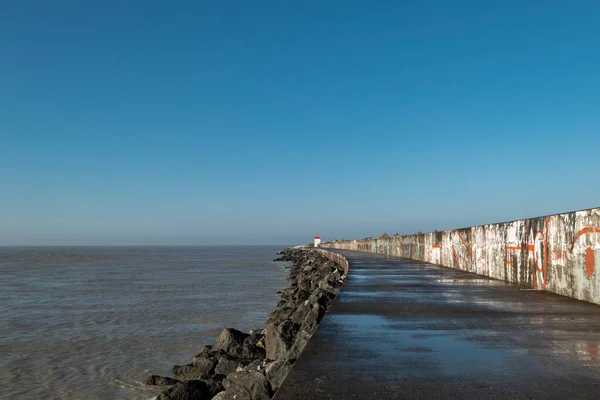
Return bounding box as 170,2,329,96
274,250,600,399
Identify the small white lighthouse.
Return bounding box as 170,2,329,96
314,236,321,247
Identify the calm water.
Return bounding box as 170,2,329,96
0,246,290,399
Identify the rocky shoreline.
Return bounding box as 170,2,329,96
146,247,347,400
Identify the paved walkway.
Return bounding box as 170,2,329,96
274,250,600,400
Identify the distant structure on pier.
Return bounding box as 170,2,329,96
314,236,321,247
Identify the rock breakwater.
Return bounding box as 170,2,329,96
147,247,347,400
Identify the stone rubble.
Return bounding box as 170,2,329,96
147,247,347,400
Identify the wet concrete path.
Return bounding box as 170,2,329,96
274,250,600,399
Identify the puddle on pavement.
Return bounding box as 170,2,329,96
341,291,425,298
338,290,502,308
350,273,408,281
327,314,525,376
434,278,504,285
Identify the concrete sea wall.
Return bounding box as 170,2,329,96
322,207,600,305
314,248,349,274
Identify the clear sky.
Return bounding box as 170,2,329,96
1,1,599,246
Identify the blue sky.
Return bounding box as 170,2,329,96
1,1,599,245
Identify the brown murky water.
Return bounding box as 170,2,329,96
0,246,289,399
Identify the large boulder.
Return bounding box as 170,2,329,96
215,353,242,376
318,275,338,292
241,329,266,360
157,380,212,400
288,304,326,360
298,279,311,293
265,319,299,360
192,345,213,363
217,371,272,400
308,288,336,308
242,334,267,359
193,354,218,376
294,289,310,302
244,359,264,372
199,376,225,397
214,328,250,357
290,300,311,325
243,331,262,348
172,364,193,379
266,301,295,325
172,355,217,380
264,359,294,392
281,287,296,298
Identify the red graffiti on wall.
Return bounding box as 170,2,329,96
551,250,568,261
506,246,525,265
445,230,472,270
570,227,600,277
452,245,460,270
509,221,598,289
504,218,550,290
456,230,472,260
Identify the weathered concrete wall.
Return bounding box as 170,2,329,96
314,248,349,274
322,208,600,305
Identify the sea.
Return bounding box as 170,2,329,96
0,246,290,399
